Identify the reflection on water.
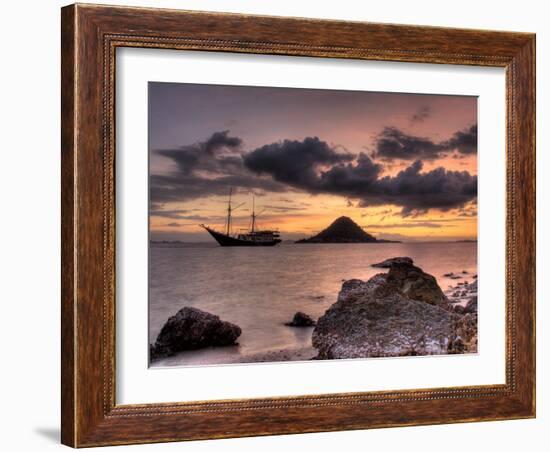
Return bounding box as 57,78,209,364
149,242,477,366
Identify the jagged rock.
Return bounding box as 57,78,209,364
311,258,478,359
285,311,316,327
312,261,464,359
385,262,450,307
371,256,414,268
150,307,241,360
337,276,387,302
313,279,457,359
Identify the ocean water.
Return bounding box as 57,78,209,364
149,242,477,366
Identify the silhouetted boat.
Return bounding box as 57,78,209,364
200,189,281,247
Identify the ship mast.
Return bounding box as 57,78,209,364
226,188,232,236
251,196,256,233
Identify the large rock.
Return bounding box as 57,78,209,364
312,259,475,359
371,257,414,268
285,311,316,327
150,307,241,360
313,281,456,359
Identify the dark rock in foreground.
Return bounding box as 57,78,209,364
312,259,475,359
296,216,400,243
372,256,414,268
150,307,241,361
285,311,316,327
313,275,455,359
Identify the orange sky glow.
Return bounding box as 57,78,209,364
149,83,478,242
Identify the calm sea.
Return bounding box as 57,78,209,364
149,242,477,366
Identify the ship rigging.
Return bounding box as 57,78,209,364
200,189,282,247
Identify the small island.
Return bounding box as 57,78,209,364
295,216,400,244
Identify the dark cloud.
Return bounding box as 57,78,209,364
442,125,478,155
375,127,444,160
317,153,383,195
151,131,286,202
152,131,477,216
150,173,284,203
244,140,381,198
374,124,477,161
155,130,243,175
364,160,477,216
245,138,476,216
410,106,431,123
243,137,355,188
204,130,242,152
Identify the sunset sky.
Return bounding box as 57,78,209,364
149,82,477,242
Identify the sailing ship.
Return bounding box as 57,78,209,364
200,189,282,247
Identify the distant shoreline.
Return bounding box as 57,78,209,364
150,240,477,247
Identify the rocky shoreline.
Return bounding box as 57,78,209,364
312,258,477,359
150,257,477,364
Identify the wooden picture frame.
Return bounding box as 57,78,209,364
61,3,536,447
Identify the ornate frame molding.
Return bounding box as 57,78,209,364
62,4,535,447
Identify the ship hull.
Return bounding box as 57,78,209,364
202,226,281,247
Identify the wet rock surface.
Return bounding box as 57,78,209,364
285,311,316,327
312,258,478,359
150,307,241,361
371,257,414,268
445,279,478,310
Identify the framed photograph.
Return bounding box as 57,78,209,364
61,3,536,447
